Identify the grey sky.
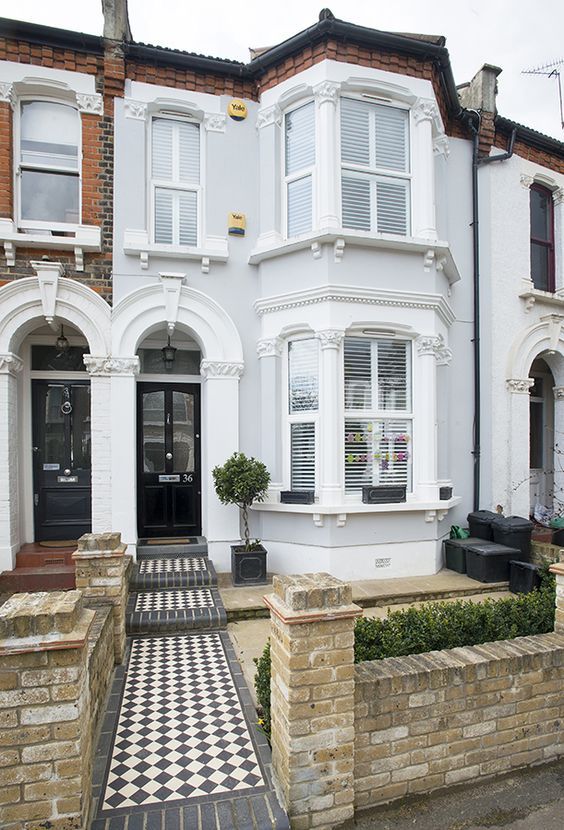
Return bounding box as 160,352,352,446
2,0,563,140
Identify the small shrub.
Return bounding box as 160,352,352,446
212,452,270,551
254,640,271,738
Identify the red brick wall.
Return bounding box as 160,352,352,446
0,102,13,219
126,59,257,99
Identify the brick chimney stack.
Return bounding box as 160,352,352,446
458,64,502,156
101,0,132,42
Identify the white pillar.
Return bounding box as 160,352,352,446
506,379,534,517
257,338,283,493
317,330,345,505
553,387,564,512
412,99,438,240
0,354,23,570
554,189,564,292
200,361,242,549
107,358,139,547
256,105,283,249
414,335,452,500
314,81,340,230
84,358,114,533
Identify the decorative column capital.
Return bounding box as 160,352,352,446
520,174,534,189
554,386,564,400
76,93,103,115
0,81,14,108
84,356,140,376
124,98,147,120
256,104,282,130
433,133,450,158
553,188,564,206
413,98,440,127
316,329,345,350
200,360,244,379
506,378,534,394
256,337,284,358
416,334,452,365
0,353,23,376
203,112,226,133
313,80,340,105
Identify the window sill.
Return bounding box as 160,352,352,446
123,229,229,274
251,496,461,527
0,219,101,272
519,280,564,312
249,228,461,284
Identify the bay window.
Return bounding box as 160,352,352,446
340,97,410,236
284,102,315,238
151,116,200,246
288,338,319,490
19,101,80,227
344,337,412,492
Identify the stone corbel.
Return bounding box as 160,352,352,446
76,93,103,116
74,246,84,272
0,353,24,375
316,329,345,350
553,188,564,206
203,113,226,133
423,249,435,272
311,242,322,260
433,134,450,158
554,387,564,400
437,509,448,522
31,260,65,327
256,337,284,359
4,241,15,267
334,238,345,263
416,333,452,366
425,510,437,523
336,513,347,528
201,257,210,274
0,81,14,108
256,105,282,130
313,513,324,527
506,378,534,394
520,174,534,189
160,272,185,335
313,80,340,105
124,99,147,120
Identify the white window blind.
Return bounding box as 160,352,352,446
285,102,315,237
340,98,410,235
289,339,319,413
291,423,316,490
152,118,200,246
344,337,412,492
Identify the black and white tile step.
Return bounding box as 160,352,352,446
91,633,289,830
126,586,227,634
132,542,218,591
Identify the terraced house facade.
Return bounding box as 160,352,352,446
0,1,563,582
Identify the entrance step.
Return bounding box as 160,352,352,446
0,565,75,594
126,587,227,635
131,555,218,591
136,537,208,558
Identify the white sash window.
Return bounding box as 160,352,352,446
288,338,319,490
284,102,315,238
344,337,412,492
151,117,200,247
340,98,410,236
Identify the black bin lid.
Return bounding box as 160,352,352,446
467,510,499,523
467,543,521,556
509,560,539,571
491,515,533,532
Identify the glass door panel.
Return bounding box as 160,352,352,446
143,390,166,473
172,391,194,473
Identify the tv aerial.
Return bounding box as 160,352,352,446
522,59,564,130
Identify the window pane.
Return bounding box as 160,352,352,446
291,423,315,490
142,391,165,473
530,401,543,468
530,187,550,241
344,338,372,409
378,340,409,410
285,102,315,175
531,242,549,291
152,119,174,180
71,386,91,470
138,348,201,375
43,385,66,466
376,179,409,235
289,339,318,412
21,101,78,169
154,188,174,244
21,170,79,223
31,345,89,372
172,392,194,472
374,105,409,172
178,122,200,184
345,419,411,491
178,191,198,246
342,175,371,230
341,98,370,166
287,176,312,236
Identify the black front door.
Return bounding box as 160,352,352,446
32,380,92,541
137,383,201,538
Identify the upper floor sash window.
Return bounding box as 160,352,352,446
530,184,555,292
151,117,200,247
19,101,80,227
340,98,410,236
284,102,315,238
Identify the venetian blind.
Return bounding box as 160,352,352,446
291,423,316,490
285,102,315,236
289,339,319,413
152,118,200,246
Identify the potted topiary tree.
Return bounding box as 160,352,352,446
212,451,271,585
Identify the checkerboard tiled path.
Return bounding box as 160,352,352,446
91,539,289,829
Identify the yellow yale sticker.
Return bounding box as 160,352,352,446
227,99,247,121
228,212,246,236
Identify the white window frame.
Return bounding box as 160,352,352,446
282,99,317,241
15,96,82,232
343,335,414,499
148,113,203,249
284,336,320,492
338,95,412,236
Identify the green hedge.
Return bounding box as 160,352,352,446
254,571,556,740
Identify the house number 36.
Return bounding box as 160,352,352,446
182,474,193,483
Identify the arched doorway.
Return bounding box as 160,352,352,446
529,357,555,514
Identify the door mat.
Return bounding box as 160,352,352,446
39,540,78,548
142,537,199,545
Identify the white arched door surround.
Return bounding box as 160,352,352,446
0,272,111,570
504,315,564,517
111,280,245,556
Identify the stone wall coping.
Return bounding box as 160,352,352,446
72,543,128,560
264,592,363,625
549,562,564,575
0,590,84,638
0,607,95,656
354,633,564,683
76,531,123,552
272,571,353,611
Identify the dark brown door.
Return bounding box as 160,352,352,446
137,383,201,538
32,380,92,541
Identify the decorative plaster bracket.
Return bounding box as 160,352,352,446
76,93,103,115
433,134,450,157
317,329,345,350
203,113,226,133
553,387,564,400
336,513,347,528
423,249,435,272
311,242,322,260
84,356,140,376
4,241,15,267
0,81,14,108
31,260,65,327
256,337,284,358
416,333,452,365
256,105,282,130
313,513,324,528
200,360,244,379
0,353,24,375
553,188,564,206
160,272,185,335
506,378,534,394
124,99,147,120
520,174,534,189
334,238,345,263
425,510,437,523
313,80,340,104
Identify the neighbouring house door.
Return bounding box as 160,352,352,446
137,383,201,538
32,380,92,541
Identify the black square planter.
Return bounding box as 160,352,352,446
362,485,406,504
280,490,315,504
231,545,267,586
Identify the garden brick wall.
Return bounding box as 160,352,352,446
354,634,564,811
